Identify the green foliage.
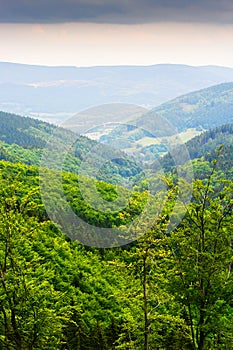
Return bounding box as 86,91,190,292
0,161,147,349
153,82,233,131
0,141,232,349
0,182,69,349
1,92,233,350
0,111,142,185
160,124,233,181
166,168,233,349
94,83,233,162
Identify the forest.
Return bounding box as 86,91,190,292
0,108,233,349
0,148,233,349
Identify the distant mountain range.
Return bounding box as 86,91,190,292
1,62,233,123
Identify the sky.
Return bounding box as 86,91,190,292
0,0,232,67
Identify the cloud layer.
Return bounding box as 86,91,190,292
0,0,232,24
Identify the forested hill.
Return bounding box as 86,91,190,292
95,83,233,162
0,110,55,148
161,123,233,177
185,123,233,160
150,82,233,131
0,110,98,152
0,151,233,348
186,123,233,177
0,111,233,348
0,110,88,171
0,111,141,183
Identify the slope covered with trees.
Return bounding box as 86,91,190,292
161,123,233,179
94,82,233,162
152,82,233,131
0,149,233,349
0,104,233,349
0,111,141,185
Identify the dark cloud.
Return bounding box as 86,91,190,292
0,0,232,24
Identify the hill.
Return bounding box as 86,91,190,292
0,149,233,349
0,160,147,348
152,82,233,131
96,82,233,162
160,123,233,179
1,62,233,123
0,111,141,184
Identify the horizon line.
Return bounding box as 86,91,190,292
1,60,233,69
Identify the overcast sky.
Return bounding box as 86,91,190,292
0,0,232,67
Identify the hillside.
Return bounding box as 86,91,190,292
0,111,141,184
185,123,233,160
1,62,233,123
0,153,233,349
0,160,144,349
0,106,233,349
160,123,233,179
97,82,233,162
0,110,54,148
152,82,233,131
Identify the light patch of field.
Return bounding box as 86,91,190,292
135,128,202,148
85,128,203,158
85,131,108,140
84,126,116,140
180,103,197,112
135,137,161,146
124,147,138,153
176,128,203,143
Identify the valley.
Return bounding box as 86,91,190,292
0,66,233,350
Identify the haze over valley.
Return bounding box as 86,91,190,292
1,62,233,124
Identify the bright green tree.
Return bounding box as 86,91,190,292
0,178,70,349
167,166,233,349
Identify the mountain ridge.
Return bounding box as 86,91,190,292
1,62,233,123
